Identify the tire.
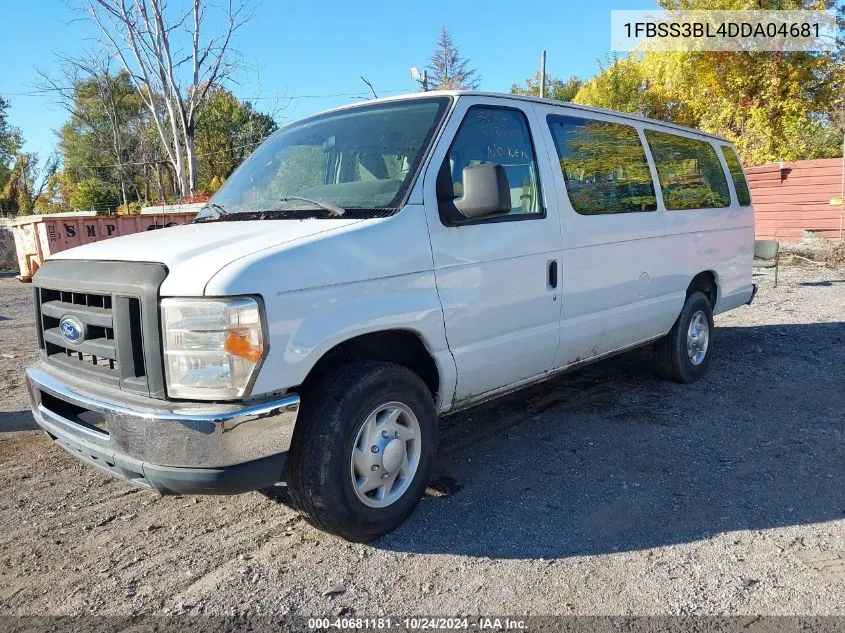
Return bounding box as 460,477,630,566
654,291,714,384
285,361,437,542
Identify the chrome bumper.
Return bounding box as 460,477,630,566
26,365,300,494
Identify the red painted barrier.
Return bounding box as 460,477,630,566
747,158,844,242
12,211,196,281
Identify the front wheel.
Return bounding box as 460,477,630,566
285,361,437,542
654,291,714,383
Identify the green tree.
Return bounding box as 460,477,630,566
47,60,148,208
194,88,277,193
69,177,120,211
0,96,23,208
49,62,275,207
511,73,583,102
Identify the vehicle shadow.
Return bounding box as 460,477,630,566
0,410,39,433
376,322,845,559
799,279,845,287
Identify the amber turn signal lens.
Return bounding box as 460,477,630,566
224,328,263,362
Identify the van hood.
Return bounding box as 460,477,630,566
49,219,370,295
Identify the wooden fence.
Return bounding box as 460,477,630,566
747,158,843,242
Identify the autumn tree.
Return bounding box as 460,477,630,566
0,153,59,216
572,0,843,164
573,54,690,123
81,0,252,196
511,73,582,102
427,27,480,90
34,171,72,214
0,96,22,205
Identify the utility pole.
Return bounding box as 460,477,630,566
539,50,547,99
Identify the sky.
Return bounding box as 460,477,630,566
0,0,655,159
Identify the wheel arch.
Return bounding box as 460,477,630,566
687,270,718,309
299,328,442,402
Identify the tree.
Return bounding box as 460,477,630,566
49,68,274,209
42,54,148,208
572,0,843,165
0,96,23,201
0,153,58,216
426,27,480,91
573,54,688,122
511,73,582,102
69,177,120,211
34,171,72,214
194,88,277,192
630,27,841,163
81,0,252,196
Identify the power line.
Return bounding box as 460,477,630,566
52,85,421,171
63,136,272,171
2,87,412,101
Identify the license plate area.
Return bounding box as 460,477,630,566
40,390,109,437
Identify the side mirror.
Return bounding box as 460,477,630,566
453,163,511,220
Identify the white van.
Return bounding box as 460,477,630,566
26,92,755,541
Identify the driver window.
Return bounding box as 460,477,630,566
445,106,543,218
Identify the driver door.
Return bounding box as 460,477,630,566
421,97,563,404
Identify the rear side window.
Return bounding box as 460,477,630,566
644,130,730,210
720,145,751,206
443,106,542,218
548,115,656,215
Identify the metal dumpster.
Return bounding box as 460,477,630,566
11,208,199,282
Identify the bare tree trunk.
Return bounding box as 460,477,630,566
155,162,164,201
83,0,250,200
169,111,189,198
144,163,150,202
38,52,138,207
186,123,197,194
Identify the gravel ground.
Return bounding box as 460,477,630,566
0,263,844,618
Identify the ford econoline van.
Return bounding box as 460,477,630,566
26,92,755,541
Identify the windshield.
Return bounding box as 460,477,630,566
199,97,450,220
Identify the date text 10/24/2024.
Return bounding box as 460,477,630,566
307,617,527,630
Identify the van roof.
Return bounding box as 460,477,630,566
313,90,733,144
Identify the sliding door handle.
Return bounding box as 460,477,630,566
548,260,558,289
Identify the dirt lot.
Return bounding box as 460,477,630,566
1,263,844,618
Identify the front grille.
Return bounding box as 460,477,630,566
32,260,167,398
36,287,145,384
39,289,120,374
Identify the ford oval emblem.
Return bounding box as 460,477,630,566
59,316,86,345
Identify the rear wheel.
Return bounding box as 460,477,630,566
285,361,437,542
654,291,714,383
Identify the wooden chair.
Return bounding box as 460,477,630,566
753,240,780,287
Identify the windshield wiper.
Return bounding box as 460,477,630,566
280,196,345,218
193,202,230,222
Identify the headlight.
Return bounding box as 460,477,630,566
161,297,265,400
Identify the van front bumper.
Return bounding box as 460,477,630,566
25,365,300,495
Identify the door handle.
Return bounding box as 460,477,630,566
548,260,558,289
